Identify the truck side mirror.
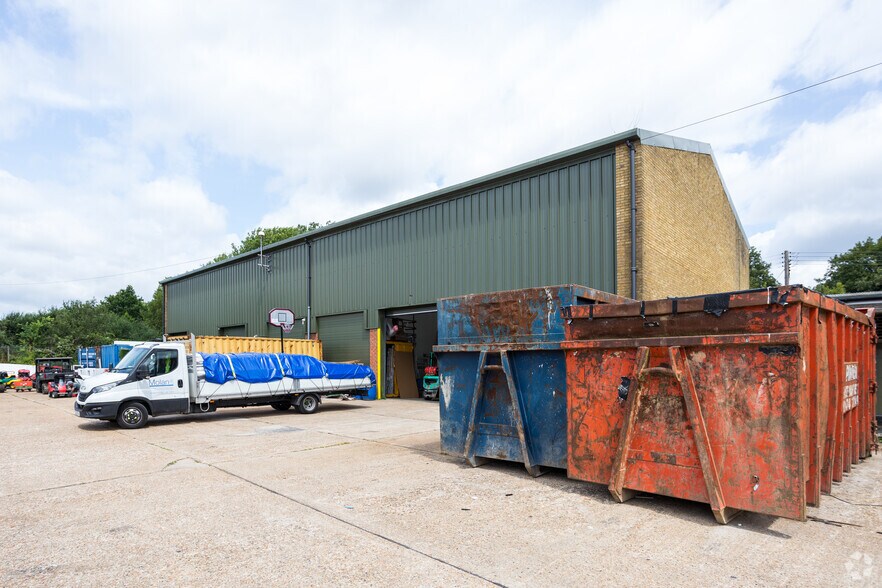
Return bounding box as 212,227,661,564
135,365,149,380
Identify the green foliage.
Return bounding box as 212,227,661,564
749,246,779,289
144,285,164,332
0,311,38,345
816,236,882,294
815,282,846,295
0,285,162,363
212,224,327,263
102,285,145,320
19,315,56,360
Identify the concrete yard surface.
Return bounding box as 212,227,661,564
1,392,880,587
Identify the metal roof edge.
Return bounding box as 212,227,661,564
637,130,712,155
163,128,742,284
830,291,882,302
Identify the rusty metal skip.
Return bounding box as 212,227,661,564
562,285,877,523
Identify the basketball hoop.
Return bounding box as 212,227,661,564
268,308,296,330
269,308,296,352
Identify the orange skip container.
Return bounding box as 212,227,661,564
562,286,877,523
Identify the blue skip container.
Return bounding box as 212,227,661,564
434,285,629,475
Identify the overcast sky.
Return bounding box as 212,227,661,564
1,0,881,315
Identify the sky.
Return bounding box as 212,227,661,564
0,0,881,315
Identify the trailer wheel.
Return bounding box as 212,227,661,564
297,394,319,415
270,401,292,411
117,402,148,429
38,382,46,394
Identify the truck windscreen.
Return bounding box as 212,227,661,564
112,347,150,373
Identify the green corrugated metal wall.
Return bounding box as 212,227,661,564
316,313,370,363
165,150,617,337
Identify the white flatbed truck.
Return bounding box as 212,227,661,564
74,342,374,429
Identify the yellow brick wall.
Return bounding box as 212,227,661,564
636,144,749,299
614,143,638,298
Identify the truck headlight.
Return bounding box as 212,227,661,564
92,383,117,394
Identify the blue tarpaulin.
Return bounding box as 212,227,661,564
278,354,327,379
200,353,375,386
323,362,376,383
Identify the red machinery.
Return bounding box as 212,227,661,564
47,379,78,399
12,369,34,390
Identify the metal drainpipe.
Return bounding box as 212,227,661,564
627,140,637,300
161,284,166,337
306,240,312,339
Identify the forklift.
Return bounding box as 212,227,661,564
422,353,441,401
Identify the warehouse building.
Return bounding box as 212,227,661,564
161,129,749,397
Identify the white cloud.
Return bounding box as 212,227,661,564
0,0,881,311
722,93,882,285
30,1,872,206
0,170,236,314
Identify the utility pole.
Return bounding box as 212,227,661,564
784,250,791,285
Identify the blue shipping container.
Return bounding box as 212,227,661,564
77,347,99,368
100,344,133,369
434,285,630,474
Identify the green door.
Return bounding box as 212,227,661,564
317,313,370,364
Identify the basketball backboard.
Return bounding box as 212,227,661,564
268,308,295,328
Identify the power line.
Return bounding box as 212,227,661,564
0,257,214,287
642,61,882,142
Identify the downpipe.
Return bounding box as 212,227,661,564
306,240,312,339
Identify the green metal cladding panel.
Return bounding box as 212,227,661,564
166,246,309,339
316,313,370,363
166,151,617,336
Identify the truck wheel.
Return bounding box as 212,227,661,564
297,394,319,415
117,402,148,429
39,382,46,394
270,401,292,411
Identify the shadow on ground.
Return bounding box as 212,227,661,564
77,401,368,430
417,449,792,537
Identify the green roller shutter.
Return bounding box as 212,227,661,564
317,313,370,364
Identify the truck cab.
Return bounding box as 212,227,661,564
75,343,191,427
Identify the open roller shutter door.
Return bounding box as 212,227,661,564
317,313,370,364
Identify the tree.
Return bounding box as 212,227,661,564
749,246,779,289
1,287,162,362
102,285,145,320
0,311,38,346
212,223,328,263
51,300,117,349
816,236,882,294
19,315,56,360
144,285,164,332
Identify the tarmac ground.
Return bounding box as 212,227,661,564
1,390,880,586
